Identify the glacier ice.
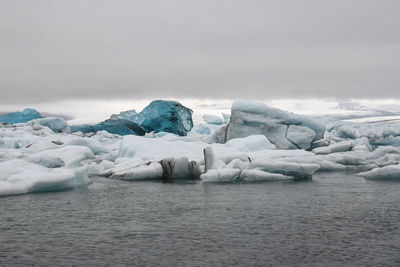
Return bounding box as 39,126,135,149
3,100,400,195
208,101,325,150
140,100,193,136
117,100,193,136
71,100,193,137
0,160,90,196
0,108,43,124
356,164,400,179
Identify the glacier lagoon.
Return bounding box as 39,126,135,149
1,173,400,266
2,100,400,265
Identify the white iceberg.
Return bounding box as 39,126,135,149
356,164,400,179
0,159,90,196
208,101,325,150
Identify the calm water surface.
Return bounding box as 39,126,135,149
1,172,400,266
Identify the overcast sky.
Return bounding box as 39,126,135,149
1,0,400,104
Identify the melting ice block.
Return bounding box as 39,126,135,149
250,160,320,179
208,101,325,150
0,159,90,196
241,169,292,182
139,100,193,136
356,164,400,179
116,100,194,136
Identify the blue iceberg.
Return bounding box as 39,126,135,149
70,117,147,136
118,100,193,136
71,100,193,136
0,108,43,124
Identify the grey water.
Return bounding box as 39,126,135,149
1,173,400,266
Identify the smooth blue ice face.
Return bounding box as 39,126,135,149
0,108,43,124
70,118,147,136
140,100,193,136
118,100,193,136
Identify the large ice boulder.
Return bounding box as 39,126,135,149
0,159,90,196
29,117,69,133
70,117,147,136
207,101,325,150
0,108,43,124
117,100,193,136
140,100,193,136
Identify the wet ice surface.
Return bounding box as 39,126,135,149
1,173,400,266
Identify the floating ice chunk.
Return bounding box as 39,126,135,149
313,140,354,155
356,164,400,179
202,114,224,125
241,169,292,182
250,160,319,179
29,117,69,133
210,101,325,150
0,159,90,196
286,125,316,150
231,101,325,140
140,100,193,136
116,100,194,136
200,168,241,183
0,108,43,124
